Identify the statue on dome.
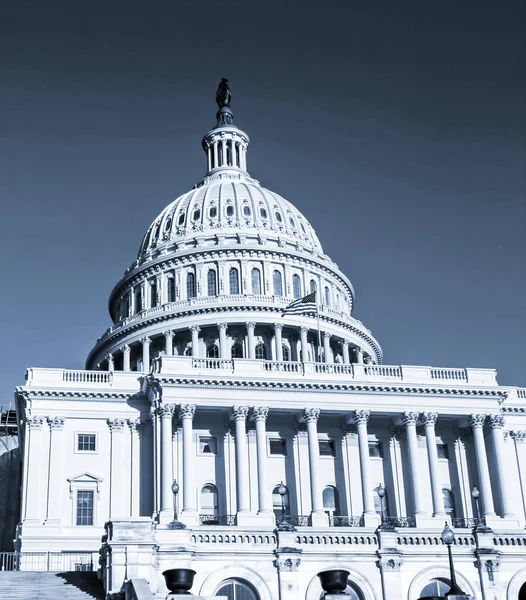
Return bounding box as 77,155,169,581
216,78,232,109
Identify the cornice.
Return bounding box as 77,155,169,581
18,390,147,402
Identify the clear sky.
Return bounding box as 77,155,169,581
1,0,525,405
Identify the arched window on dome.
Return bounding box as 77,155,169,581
186,272,196,299
292,274,302,299
419,579,451,598
260,207,268,219
134,286,142,313
310,279,317,293
207,270,217,296
273,270,283,296
192,208,201,222
275,211,282,223
243,205,251,217
251,268,261,295
167,277,175,303
231,344,243,359
207,345,219,359
323,486,340,517
255,343,266,360
289,216,295,228
209,205,217,219
216,579,259,600
442,488,456,518
229,268,240,295
324,286,331,306
282,345,290,362
178,212,185,226
150,280,157,308
226,204,234,218
200,484,219,519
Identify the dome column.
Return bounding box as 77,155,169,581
323,332,333,364
107,353,114,372
141,337,151,373
341,340,350,364
246,322,256,359
218,322,228,359
122,345,130,371
164,331,174,356
355,346,364,364
274,323,284,362
304,408,327,525
190,325,200,358
299,327,309,362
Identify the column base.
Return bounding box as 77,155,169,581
236,512,262,526
178,510,200,527
310,511,329,527
158,509,177,525
363,512,381,527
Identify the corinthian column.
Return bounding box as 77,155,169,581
323,333,332,363
489,414,515,518
141,336,151,373
179,404,198,525
252,407,273,521
299,327,309,362
304,408,326,525
354,410,377,525
341,340,350,364
422,412,446,518
190,325,200,357
402,412,426,517
245,322,256,359
122,344,130,371
273,323,283,362
158,404,176,523
232,406,251,518
46,416,65,524
218,322,228,358
470,414,495,517
164,331,174,356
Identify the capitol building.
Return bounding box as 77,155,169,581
13,82,526,600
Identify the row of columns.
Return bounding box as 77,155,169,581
206,135,248,172
156,405,517,524
105,322,372,372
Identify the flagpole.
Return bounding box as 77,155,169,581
316,291,322,362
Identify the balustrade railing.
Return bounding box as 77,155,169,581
280,515,312,527
0,551,94,572
314,363,354,375
363,365,402,378
192,358,233,370
199,514,236,526
62,370,113,384
431,368,468,382
383,516,416,528
452,517,485,529
264,361,303,373
329,515,364,527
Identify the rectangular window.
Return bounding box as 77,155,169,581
368,441,383,458
269,438,287,456
437,443,449,460
319,440,336,457
77,434,96,452
199,436,218,455
76,491,94,526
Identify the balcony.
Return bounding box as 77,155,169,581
329,516,364,527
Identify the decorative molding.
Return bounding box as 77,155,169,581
245,321,256,332
511,430,526,443
122,344,131,355
489,414,505,429
231,405,250,421
163,330,175,339
273,322,284,332
274,557,301,572
376,556,403,571
190,325,201,334
127,418,143,433
48,416,65,430
141,336,151,347
107,418,126,432
27,415,45,430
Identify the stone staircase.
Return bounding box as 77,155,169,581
0,571,105,600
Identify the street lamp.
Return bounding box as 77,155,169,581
276,482,294,531
441,522,466,596
376,483,394,531
170,479,186,529
471,486,481,523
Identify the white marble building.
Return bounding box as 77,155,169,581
14,87,526,600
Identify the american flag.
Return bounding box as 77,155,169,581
281,291,317,316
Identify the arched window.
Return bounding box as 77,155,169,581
251,268,261,295
229,267,240,294
323,486,340,517
420,579,451,597
273,270,283,296
260,207,267,219
231,344,243,359
207,345,219,358
275,211,282,223
310,279,317,293
207,270,217,296
243,205,251,217
178,212,185,226
374,486,389,518
324,286,331,306
282,345,290,361
226,204,234,217
150,281,157,307
134,286,142,313
192,208,201,221
292,274,301,299
319,583,364,600
200,484,219,518
255,343,266,360
442,488,456,517
272,485,290,520
167,277,175,303
186,272,196,299
209,206,217,219
216,579,258,600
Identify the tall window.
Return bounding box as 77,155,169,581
207,270,217,296
324,286,331,306
323,486,340,517
229,267,240,294
76,491,94,526
134,286,142,313
442,489,456,517
216,580,258,600
251,268,261,295
282,345,290,361
272,485,290,521
167,277,175,303
231,344,243,358
150,280,157,307
273,270,283,296
292,274,301,299
310,279,317,293
200,484,219,517
207,345,219,358
186,272,196,299
255,343,266,360
420,580,450,597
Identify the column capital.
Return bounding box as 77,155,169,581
422,412,438,427
304,407,320,423
159,404,177,419
27,415,45,430
107,353,114,363
122,344,130,355
355,346,363,355
354,409,370,425
340,339,349,348
273,322,284,332
299,326,309,336
322,332,331,341
107,418,126,432
489,414,505,429
127,418,143,433
251,406,269,422
179,404,196,420
402,411,420,426
163,330,175,340
231,405,250,421
141,336,151,347
190,325,201,334
511,430,526,443
48,416,65,430
218,321,228,331
470,414,487,429
245,321,256,332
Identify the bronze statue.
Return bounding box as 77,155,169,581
216,78,232,109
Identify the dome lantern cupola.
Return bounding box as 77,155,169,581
201,78,250,179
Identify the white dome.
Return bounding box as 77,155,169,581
138,177,323,259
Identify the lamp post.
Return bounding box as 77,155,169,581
376,483,394,531
276,482,293,531
471,486,481,524
170,479,186,529
441,522,467,596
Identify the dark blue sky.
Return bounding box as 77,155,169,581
1,0,525,404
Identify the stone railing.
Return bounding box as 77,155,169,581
62,370,113,384
199,514,236,526
384,516,416,528
24,368,140,389
452,517,484,529
0,551,94,572
329,515,364,527
295,532,378,546
190,532,277,545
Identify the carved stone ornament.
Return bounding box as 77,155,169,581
402,412,420,426
422,412,438,427
48,416,65,430
27,415,45,430
245,321,256,332
274,557,301,572
304,408,320,423
231,406,250,421
251,406,269,422
511,430,526,443
141,336,152,347
128,418,143,433
107,418,126,432
273,322,284,332
354,409,370,425
377,557,403,571
322,332,331,342
217,322,228,332
489,414,505,429
122,344,131,355
163,330,175,339
470,414,487,429
179,404,196,420
190,325,201,334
